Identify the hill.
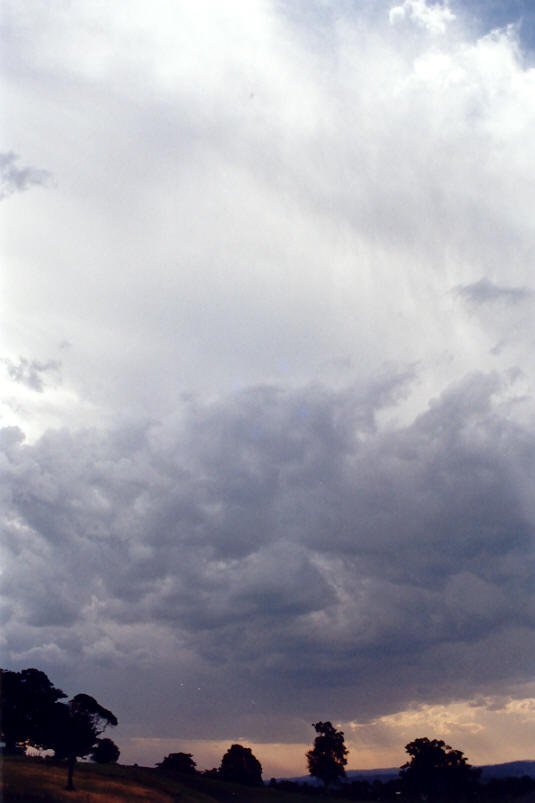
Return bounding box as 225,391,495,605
283,760,535,786
479,761,535,781
4,755,535,803
1,756,349,803
281,767,399,786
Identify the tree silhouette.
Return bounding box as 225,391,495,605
306,721,348,788
90,737,120,764
1,667,118,790
0,668,66,754
157,752,197,774
400,737,481,800
219,744,263,786
48,693,118,790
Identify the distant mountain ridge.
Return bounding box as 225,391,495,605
478,761,535,781
280,760,535,786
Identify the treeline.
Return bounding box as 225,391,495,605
2,667,535,801
157,744,263,786
268,773,535,801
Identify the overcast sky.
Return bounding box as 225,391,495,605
1,0,534,777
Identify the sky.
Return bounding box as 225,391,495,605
1,0,534,778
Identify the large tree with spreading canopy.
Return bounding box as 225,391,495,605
306,721,348,788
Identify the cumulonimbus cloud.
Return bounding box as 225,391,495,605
1,369,533,741
1,0,535,765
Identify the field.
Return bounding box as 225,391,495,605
4,756,535,803
1,756,335,803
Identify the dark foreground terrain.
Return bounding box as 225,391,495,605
2,756,340,803
3,756,535,803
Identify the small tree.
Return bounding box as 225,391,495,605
306,721,348,788
400,737,481,800
90,737,120,764
157,752,197,774
219,744,263,786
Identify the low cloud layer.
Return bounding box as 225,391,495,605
1,370,533,752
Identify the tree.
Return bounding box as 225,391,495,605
47,693,118,790
157,752,197,774
219,744,263,786
1,667,118,789
400,737,481,800
90,737,120,764
306,721,348,788
0,668,66,754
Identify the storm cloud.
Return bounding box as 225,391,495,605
1,0,534,773
1,370,533,743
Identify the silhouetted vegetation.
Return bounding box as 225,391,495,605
45,692,118,789
1,667,117,791
3,665,535,800
480,774,535,800
306,721,348,789
400,737,481,800
157,751,197,774
219,743,264,786
90,736,120,764
1,668,67,755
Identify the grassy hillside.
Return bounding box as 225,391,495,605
1,756,334,803
4,757,535,803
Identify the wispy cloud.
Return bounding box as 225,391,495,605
455,278,534,306
2,357,61,392
0,152,52,200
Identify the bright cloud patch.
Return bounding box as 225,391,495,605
389,0,456,34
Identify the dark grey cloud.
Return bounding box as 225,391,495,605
0,152,52,200
1,369,533,744
2,357,61,392
455,278,534,306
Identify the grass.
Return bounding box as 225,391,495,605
7,757,535,803
1,756,338,803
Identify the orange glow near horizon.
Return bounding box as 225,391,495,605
121,693,535,777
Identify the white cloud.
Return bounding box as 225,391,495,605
1,0,535,770
389,0,456,34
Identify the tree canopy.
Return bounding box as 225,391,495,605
157,752,197,774
0,667,67,755
90,737,121,764
306,721,348,788
219,744,263,786
400,737,481,800
47,692,118,789
1,667,118,791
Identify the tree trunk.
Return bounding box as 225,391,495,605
66,755,76,790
